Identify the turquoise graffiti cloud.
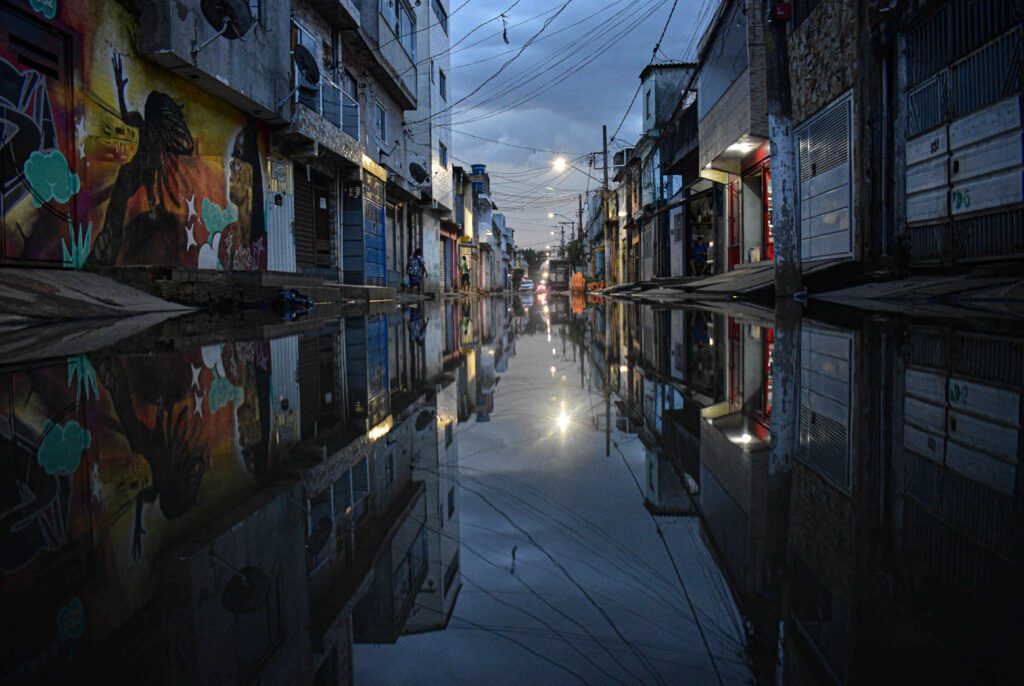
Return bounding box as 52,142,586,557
30,0,57,19
209,377,243,413
202,198,239,240
24,150,80,207
37,420,91,475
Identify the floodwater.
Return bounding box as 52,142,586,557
1,294,1021,685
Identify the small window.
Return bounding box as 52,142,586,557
376,102,387,142
430,59,436,83
432,0,448,34
249,0,263,25
439,142,448,168
398,1,416,60
644,89,652,121
447,486,455,518
439,69,447,100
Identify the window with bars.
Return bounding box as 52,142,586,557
439,141,448,168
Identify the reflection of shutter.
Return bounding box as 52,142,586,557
299,337,319,438
798,327,852,493
797,93,853,260
294,167,316,268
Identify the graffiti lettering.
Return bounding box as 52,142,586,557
952,188,971,210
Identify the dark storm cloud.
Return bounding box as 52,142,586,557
444,0,715,245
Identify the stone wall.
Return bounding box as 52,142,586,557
788,0,857,125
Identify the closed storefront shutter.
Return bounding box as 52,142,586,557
797,93,853,261
294,166,316,269
904,2,1023,264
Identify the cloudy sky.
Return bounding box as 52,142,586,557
443,0,718,253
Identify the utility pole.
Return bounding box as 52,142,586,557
765,3,801,297
602,125,611,286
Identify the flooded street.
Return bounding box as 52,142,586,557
2,296,1021,684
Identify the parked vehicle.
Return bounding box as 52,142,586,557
520,279,534,291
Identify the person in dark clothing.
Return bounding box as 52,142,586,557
460,256,472,290
689,237,709,276
407,248,427,294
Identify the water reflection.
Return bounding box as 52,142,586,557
1,295,1021,684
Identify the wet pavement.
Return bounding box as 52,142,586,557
1,294,1021,684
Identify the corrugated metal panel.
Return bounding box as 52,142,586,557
956,208,1024,261
950,27,1022,119
266,161,294,274
951,0,1023,61
906,5,950,88
797,94,852,182
952,332,1024,386
299,337,319,437
909,222,948,261
907,71,949,138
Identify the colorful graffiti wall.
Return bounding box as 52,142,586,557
1,0,268,270
0,341,272,677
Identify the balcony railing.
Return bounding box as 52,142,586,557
297,70,360,140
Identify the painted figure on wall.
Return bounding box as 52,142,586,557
89,52,194,267
3,1,272,271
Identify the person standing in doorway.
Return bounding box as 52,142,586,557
407,249,427,295
689,237,709,276
460,255,472,291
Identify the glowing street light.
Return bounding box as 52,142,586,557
553,157,567,173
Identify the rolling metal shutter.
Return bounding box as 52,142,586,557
797,93,853,260
294,166,316,269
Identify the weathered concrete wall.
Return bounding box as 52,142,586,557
788,0,857,125
138,0,290,117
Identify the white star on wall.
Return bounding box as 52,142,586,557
194,392,204,417
186,194,197,220
191,364,201,389
186,222,197,250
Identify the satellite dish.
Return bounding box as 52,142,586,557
221,566,272,614
409,162,429,184
293,45,321,89
200,0,255,40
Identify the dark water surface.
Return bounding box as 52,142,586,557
2,295,1021,685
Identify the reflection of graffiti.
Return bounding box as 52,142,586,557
0,58,59,212
1,426,74,574
89,52,194,266
29,0,57,19
99,355,207,560
56,597,84,641
37,419,90,475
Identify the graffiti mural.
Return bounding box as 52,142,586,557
0,2,269,270
0,340,273,676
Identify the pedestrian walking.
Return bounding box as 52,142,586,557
460,255,472,291
407,249,427,295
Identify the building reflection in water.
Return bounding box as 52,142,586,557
600,296,1023,685
0,298,518,685
2,292,1020,684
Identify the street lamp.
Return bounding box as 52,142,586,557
552,157,567,173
